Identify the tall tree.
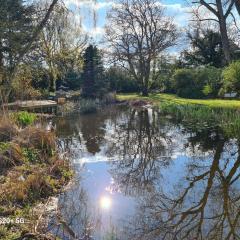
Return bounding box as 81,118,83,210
81,45,107,98
183,29,224,67
0,0,35,82
0,0,61,102
192,0,237,64
105,0,178,96
38,1,87,92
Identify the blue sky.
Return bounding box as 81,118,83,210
65,0,192,41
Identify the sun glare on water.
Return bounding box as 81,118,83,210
100,196,112,210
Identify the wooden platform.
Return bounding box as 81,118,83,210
3,100,58,114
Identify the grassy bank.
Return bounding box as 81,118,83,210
118,93,240,139
118,93,240,109
0,112,72,239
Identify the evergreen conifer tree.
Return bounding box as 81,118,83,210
0,0,35,74
81,45,108,98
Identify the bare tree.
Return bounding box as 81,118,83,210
192,0,238,64
105,0,178,96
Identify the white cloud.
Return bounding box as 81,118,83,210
64,0,194,40
65,0,113,10
81,23,105,37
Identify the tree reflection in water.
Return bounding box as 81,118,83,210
107,108,176,195
53,106,240,239
112,117,240,239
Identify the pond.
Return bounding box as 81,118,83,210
49,105,240,240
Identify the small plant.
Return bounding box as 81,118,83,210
22,148,39,163
12,111,37,127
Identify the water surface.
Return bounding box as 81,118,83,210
51,105,240,240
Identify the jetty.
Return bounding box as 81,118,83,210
3,100,58,114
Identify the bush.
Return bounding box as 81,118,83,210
106,66,140,93
172,69,203,98
200,67,222,97
221,61,240,96
172,67,222,99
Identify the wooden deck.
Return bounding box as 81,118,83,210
3,100,58,114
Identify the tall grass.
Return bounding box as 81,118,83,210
160,102,240,138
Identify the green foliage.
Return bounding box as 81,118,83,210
160,102,240,138
64,71,82,90
150,56,177,93
201,67,222,97
0,142,11,152
106,66,139,93
172,67,222,98
82,45,108,98
12,111,37,127
172,68,202,98
221,60,240,96
22,148,39,163
182,30,224,67
0,0,35,70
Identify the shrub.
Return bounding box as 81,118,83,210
172,67,222,99
106,66,140,93
11,111,37,127
172,69,203,98
0,171,55,204
200,67,222,97
221,60,240,96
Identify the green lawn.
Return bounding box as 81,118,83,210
117,93,240,109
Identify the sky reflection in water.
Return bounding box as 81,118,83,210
52,105,240,240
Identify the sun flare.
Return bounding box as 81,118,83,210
100,196,112,210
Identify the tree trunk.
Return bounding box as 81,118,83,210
235,0,240,15
216,0,231,64
142,85,149,96
219,19,231,64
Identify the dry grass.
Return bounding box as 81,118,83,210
0,118,19,142
0,114,72,239
16,127,56,159
0,143,24,169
